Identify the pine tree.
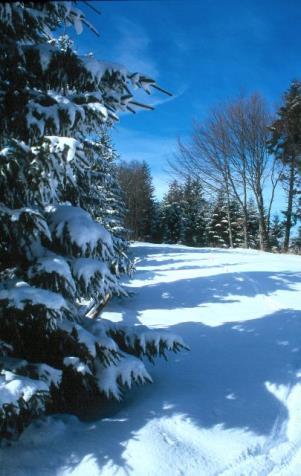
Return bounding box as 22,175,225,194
247,199,260,248
269,81,301,251
140,162,157,241
161,181,186,244
150,200,164,244
182,178,207,246
0,2,185,440
202,201,213,247
269,214,284,250
117,160,156,241
81,128,134,279
229,199,245,247
207,193,231,247
291,226,301,253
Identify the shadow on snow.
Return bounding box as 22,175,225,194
120,270,301,315
12,309,301,476
4,246,301,475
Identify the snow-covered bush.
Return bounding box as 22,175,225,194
0,2,184,440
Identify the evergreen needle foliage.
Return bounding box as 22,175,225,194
0,2,185,440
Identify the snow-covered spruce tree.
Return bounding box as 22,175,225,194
207,193,244,248
207,193,231,247
80,127,134,280
247,199,260,248
149,200,164,243
0,2,185,440
228,199,245,247
182,177,208,247
200,201,212,247
161,181,186,244
291,226,301,253
269,215,284,250
139,162,157,241
117,160,156,241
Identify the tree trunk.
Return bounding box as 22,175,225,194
225,184,234,248
283,156,296,252
256,191,269,251
242,210,248,248
242,176,249,248
227,160,249,248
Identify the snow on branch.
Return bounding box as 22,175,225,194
0,370,50,411
0,204,51,244
0,281,68,313
106,322,188,362
23,44,170,124
0,2,97,43
0,368,53,440
0,357,62,390
95,356,152,400
0,355,62,439
0,341,13,358
47,205,114,259
63,356,92,376
0,281,73,330
28,255,76,300
71,258,126,300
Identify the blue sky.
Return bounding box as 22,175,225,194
73,0,301,204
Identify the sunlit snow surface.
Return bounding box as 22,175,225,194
3,243,301,476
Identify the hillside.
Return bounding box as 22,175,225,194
3,243,301,476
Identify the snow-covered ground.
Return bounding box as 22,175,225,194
3,243,301,476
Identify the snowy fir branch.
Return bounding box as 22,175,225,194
0,1,184,440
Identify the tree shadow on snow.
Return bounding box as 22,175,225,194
134,244,242,265
133,244,234,258
4,247,301,476
8,309,301,476
137,261,245,272
133,245,263,278
119,270,301,315
152,310,301,434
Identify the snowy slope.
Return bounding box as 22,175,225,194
3,243,301,476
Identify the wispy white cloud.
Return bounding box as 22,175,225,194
108,14,191,198
150,80,190,105
117,81,189,118
85,13,191,121
113,17,158,78
111,16,190,113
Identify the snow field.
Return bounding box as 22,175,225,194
3,243,301,476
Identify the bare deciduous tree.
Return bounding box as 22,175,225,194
172,112,235,247
170,93,281,250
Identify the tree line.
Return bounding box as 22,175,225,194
118,84,301,253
